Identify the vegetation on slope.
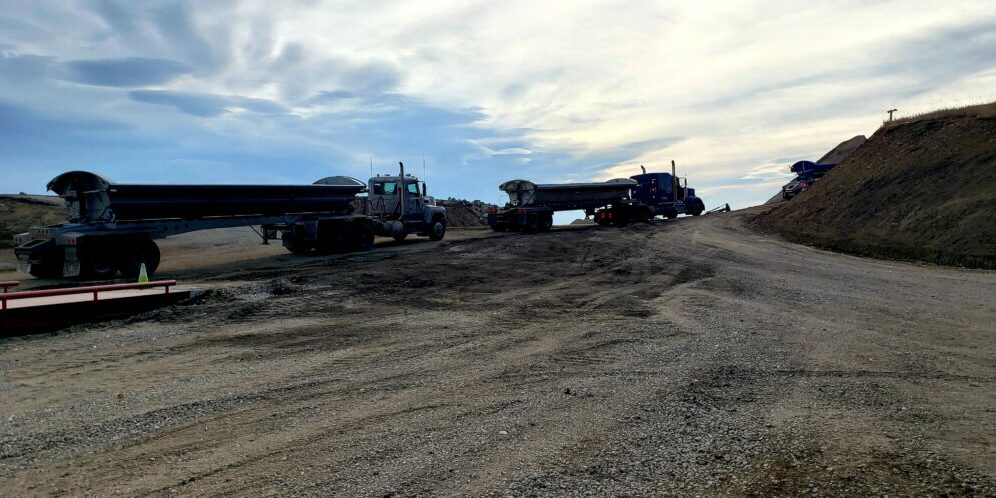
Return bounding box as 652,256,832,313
757,102,996,268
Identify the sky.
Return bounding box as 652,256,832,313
2,0,995,215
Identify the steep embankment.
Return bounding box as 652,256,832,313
763,135,867,205
757,104,996,268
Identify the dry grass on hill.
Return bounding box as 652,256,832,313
757,102,996,268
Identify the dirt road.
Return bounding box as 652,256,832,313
1,210,994,496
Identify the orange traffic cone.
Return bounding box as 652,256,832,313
138,262,149,283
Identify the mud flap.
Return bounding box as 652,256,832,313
17,256,31,275
62,247,81,277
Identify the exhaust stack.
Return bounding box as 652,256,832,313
398,161,406,218
671,160,677,196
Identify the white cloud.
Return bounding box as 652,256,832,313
1,0,995,207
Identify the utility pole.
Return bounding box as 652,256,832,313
887,108,898,122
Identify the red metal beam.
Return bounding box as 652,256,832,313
0,280,176,310
0,281,19,293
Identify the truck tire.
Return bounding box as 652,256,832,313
666,209,678,219
393,232,408,242
352,223,375,251
524,215,539,233
284,240,313,254
282,230,313,254
318,222,351,254
538,214,553,232
640,206,654,222
27,247,64,278
81,241,117,279
428,218,446,241
28,263,63,279
611,210,629,227
117,238,161,278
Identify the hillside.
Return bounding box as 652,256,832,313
756,103,996,268
763,135,867,204
816,135,867,164
0,195,65,249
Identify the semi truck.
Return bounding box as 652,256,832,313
781,160,836,200
488,161,706,231
487,178,637,231
13,163,446,279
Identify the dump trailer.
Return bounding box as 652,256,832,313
487,179,637,231
14,163,446,279
781,160,836,200
489,162,708,231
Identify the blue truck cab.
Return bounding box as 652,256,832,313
629,172,705,218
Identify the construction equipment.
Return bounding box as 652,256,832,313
487,179,637,231
781,160,836,200
14,163,446,279
609,160,705,224
488,161,708,231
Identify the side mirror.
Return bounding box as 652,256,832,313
422,183,427,196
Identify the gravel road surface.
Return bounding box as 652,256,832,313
1,210,993,496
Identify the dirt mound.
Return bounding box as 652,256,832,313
816,135,867,164
438,199,495,227
756,104,996,268
351,198,493,227
0,195,65,248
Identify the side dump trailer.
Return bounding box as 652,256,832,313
782,160,837,199
14,164,446,279
488,179,637,231
488,162,708,231
48,172,365,223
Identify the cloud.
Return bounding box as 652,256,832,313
128,89,287,117
1,0,995,209
63,57,191,87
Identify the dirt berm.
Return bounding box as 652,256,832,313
0,195,64,249
756,103,996,268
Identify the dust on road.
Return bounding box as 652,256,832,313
1,210,993,496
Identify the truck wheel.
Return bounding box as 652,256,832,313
28,263,62,279
428,218,446,241
490,224,506,232
117,238,161,277
667,209,678,219
28,247,64,278
81,242,117,279
611,211,629,227
524,215,539,233
393,232,408,242
538,214,553,232
352,223,375,251
318,223,352,254
641,207,654,222
284,240,313,254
